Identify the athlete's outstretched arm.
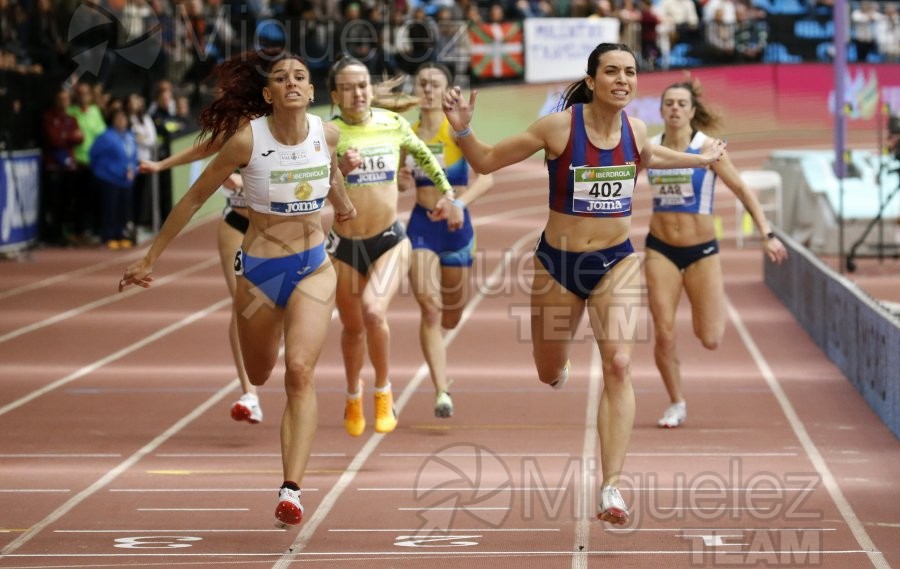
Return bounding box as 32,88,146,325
119,126,253,291
443,86,548,174
712,150,788,264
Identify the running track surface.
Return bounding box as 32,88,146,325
1,142,898,569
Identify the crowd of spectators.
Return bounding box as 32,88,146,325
0,0,897,249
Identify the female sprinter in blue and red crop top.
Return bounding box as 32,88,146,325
443,43,725,525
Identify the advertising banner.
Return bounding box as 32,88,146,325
0,150,41,253
523,18,619,84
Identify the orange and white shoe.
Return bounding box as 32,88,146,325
344,386,366,437
374,389,398,433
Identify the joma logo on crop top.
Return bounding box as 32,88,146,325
271,198,325,214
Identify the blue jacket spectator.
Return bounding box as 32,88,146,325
89,109,139,248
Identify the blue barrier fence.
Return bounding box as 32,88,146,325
764,229,900,438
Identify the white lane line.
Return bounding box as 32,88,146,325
380,452,571,457
155,453,345,458
110,488,319,492
2,307,335,551
272,229,542,569
0,454,121,458
605,527,838,532
328,528,559,532
629,452,798,457
573,347,603,569
0,217,216,302
55,529,283,533
0,257,220,344
137,508,249,512
356,487,568,492
397,507,509,511
725,298,890,569
2,548,871,558
0,298,230,418
382,452,799,458
0,489,70,493
0,377,241,555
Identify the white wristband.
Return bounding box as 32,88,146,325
455,126,472,138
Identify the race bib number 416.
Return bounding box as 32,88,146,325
571,164,635,215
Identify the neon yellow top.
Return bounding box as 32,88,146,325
332,108,452,193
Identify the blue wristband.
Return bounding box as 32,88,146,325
453,198,466,210
455,126,472,138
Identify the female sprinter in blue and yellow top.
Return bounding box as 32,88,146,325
443,43,725,524
327,57,463,437
403,63,494,419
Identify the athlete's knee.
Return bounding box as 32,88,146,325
603,351,631,382
362,304,388,330
419,296,442,328
284,359,315,395
654,329,677,354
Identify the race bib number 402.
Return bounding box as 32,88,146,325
571,164,635,215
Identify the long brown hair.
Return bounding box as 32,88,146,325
198,48,309,145
661,79,724,134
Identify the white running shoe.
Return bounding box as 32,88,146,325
550,360,570,390
434,391,454,418
274,487,304,528
597,485,629,524
231,393,263,424
657,401,686,428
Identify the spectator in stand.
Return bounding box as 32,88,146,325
89,107,138,249
127,93,159,238
734,2,767,63
655,0,700,46
68,82,107,244
617,0,643,61
147,80,176,117
176,94,198,132
703,0,736,25
27,0,67,79
41,88,84,245
149,84,185,226
851,1,884,62
513,0,554,18
704,6,736,63
487,2,506,22
434,6,470,79
876,3,899,62
638,0,661,68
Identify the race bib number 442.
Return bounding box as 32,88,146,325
571,164,635,215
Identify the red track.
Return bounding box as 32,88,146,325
1,149,897,569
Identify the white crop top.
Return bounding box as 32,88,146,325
242,114,332,216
